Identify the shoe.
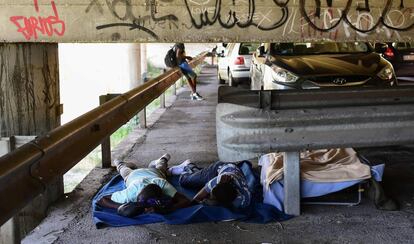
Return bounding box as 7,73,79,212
149,153,171,168
113,159,122,167
191,92,204,101
183,163,202,174
114,159,137,169
168,159,193,175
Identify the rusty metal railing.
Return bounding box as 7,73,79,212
0,53,206,226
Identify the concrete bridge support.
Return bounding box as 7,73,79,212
0,43,63,243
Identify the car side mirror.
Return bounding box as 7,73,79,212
375,43,388,53
257,46,265,57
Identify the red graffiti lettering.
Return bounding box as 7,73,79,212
10,0,65,41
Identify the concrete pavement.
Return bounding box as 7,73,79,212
24,66,414,244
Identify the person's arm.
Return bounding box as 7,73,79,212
192,186,210,203
170,192,191,210
176,48,186,63
154,192,191,214
177,48,192,61
97,195,122,209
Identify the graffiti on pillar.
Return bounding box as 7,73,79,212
9,0,66,41
86,0,179,40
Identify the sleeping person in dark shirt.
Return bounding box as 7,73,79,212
169,161,251,209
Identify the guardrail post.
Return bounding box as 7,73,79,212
284,151,301,215
99,95,113,168
139,109,147,128
160,92,166,108
173,82,177,95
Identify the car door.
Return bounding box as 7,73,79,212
250,43,267,90
218,43,235,81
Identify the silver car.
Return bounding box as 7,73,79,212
217,43,259,86
251,42,397,90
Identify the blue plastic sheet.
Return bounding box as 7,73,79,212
93,161,291,228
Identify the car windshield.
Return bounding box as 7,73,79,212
270,42,370,55
392,42,414,50
239,43,260,55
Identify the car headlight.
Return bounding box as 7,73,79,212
377,65,394,80
271,65,299,83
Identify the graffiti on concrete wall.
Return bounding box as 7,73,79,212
184,0,413,39
298,0,413,39
5,0,412,42
184,0,289,30
9,0,66,41
79,0,413,41
86,0,179,40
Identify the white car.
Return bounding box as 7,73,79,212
217,43,259,86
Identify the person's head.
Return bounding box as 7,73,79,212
137,184,163,203
117,184,169,218
211,182,237,207
137,184,172,210
175,43,185,50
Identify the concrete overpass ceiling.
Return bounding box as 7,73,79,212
0,0,412,43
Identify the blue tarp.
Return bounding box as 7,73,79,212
92,161,291,228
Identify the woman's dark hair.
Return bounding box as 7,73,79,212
211,182,237,207
138,184,163,202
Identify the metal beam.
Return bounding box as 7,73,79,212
216,102,414,162
0,53,206,226
218,86,414,109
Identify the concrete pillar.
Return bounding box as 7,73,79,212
0,43,63,242
0,44,61,136
141,44,148,82
129,44,141,89
140,44,148,128
129,44,146,128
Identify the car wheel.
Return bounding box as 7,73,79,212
218,72,225,84
229,72,237,87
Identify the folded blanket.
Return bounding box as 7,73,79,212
93,161,291,228
259,148,372,187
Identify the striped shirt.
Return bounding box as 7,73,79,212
205,163,251,208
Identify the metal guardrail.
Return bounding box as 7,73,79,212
218,86,414,109
216,86,414,215
217,102,414,160
0,53,206,226
217,86,414,162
